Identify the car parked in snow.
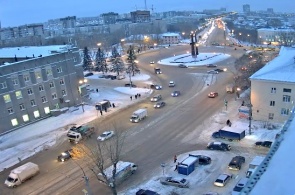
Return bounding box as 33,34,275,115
160,176,189,188
206,64,217,67
255,141,272,148
195,155,211,165
97,131,115,141
207,142,231,151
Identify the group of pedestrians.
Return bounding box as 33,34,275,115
130,93,141,101
99,103,116,116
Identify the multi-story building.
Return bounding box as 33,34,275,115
0,45,84,134
130,10,151,23
250,46,295,123
161,33,180,44
243,4,251,13
60,16,76,29
0,23,44,40
101,12,119,24
257,28,295,46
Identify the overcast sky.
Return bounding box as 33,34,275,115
1,0,294,27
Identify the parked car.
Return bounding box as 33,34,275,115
97,131,115,141
154,101,166,108
150,84,162,90
207,142,231,151
208,92,218,98
57,149,72,162
255,141,272,148
206,64,217,67
195,155,211,165
84,72,94,77
203,192,219,195
124,83,137,88
169,81,175,87
178,64,188,68
171,91,181,97
207,70,219,74
214,173,232,187
160,177,189,188
228,156,245,170
232,178,249,194
150,94,162,102
136,189,159,195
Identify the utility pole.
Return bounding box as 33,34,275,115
249,103,252,135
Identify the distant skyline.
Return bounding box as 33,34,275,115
1,0,294,27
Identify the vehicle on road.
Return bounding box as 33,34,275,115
207,70,219,74
150,94,162,102
160,177,189,188
207,142,231,151
228,156,246,170
67,125,95,143
171,91,181,97
214,173,232,187
178,64,188,68
136,189,159,195
150,61,155,64
150,84,162,90
206,64,217,67
208,92,218,98
232,178,249,195
130,108,148,123
212,127,246,141
246,156,265,178
195,155,211,165
5,162,40,188
214,68,224,72
255,141,272,148
203,192,219,195
154,68,162,74
57,150,72,162
154,101,166,108
226,84,235,93
84,72,94,77
97,131,115,141
124,83,137,88
169,81,175,87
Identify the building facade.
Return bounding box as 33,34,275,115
257,28,295,46
0,24,44,40
250,47,295,123
0,45,83,134
161,33,181,44
130,10,151,23
101,12,119,24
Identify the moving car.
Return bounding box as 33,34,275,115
214,173,232,187
195,155,211,165
150,84,162,90
206,64,217,67
255,141,272,148
57,149,72,162
124,83,137,88
84,72,94,77
228,156,245,170
207,142,231,151
150,94,162,102
214,68,224,73
154,68,162,74
136,189,159,195
150,61,155,64
169,81,175,87
160,176,189,188
97,131,115,141
171,91,181,97
207,70,219,74
208,92,218,98
232,178,249,195
154,101,166,108
178,64,188,68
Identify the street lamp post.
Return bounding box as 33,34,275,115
79,79,87,113
120,39,125,55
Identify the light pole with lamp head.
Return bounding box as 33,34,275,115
78,79,87,112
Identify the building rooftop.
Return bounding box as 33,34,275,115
250,46,295,83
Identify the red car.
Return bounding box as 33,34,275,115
208,92,218,98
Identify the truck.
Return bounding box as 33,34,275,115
130,108,148,123
212,126,246,141
226,84,235,93
246,156,265,178
4,162,39,188
67,125,95,143
98,161,137,186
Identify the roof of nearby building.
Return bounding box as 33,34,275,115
250,46,295,83
0,45,72,58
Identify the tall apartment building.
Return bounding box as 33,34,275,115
0,23,44,40
101,12,119,24
0,45,84,134
130,10,151,23
60,16,76,29
243,4,251,13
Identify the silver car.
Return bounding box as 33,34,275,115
160,176,189,188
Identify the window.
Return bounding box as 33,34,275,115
283,88,291,93
19,104,25,110
27,88,33,95
62,90,67,96
269,113,274,120
283,95,291,102
15,91,23,99
41,96,47,103
35,71,41,79
3,94,11,103
60,79,64,85
52,93,57,99
22,114,29,122
46,69,52,76
271,87,276,94
39,85,44,91
33,110,40,118
30,99,36,106
12,79,19,85
0,82,7,89
24,75,30,82
281,108,289,115
7,107,14,114
57,67,62,73
49,82,55,88
44,107,50,114
11,118,18,126
270,101,275,106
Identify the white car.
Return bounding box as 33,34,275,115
207,70,219,74
97,131,115,141
214,173,232,187
169,81,175,87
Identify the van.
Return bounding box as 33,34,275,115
226,84,234,93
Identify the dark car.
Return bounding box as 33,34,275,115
171,91,181,97
57,149,72,162
228,156,245,170
84,72,94,77
206,64,217,68
214,68,224,73
178,64,188,68
136,189,160,195
207,142,231,151
195,155,211,165
255,141,272,148
150,84,162,90
124,83,137,88
154,101,166,109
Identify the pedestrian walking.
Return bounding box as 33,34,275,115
130,96,132,101
105,107,107,112
112,103,115,108
242,100,245,106
96,88,99,93
174,164,178,171
135,94,137,99
174,155,177,163
138,93,141,98
226,119,230,126
100,110,103,116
